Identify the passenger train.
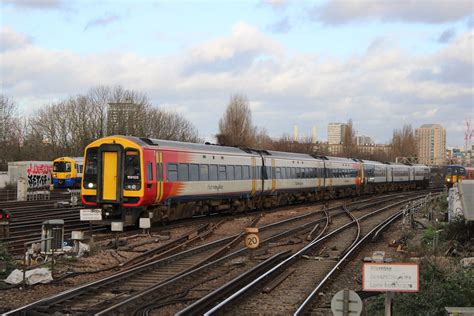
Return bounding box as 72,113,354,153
81,136,430,226
52,156,84,188
445,164,474,188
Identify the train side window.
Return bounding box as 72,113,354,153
218,165,227,180
275,167,281,179
200,165,209,181
156,163,163,181
189,164,199,181
286,167,291,179
178,164,189,181
243,166,250,180
266,166,272,179
147,162,153,181
209,165,218,181
227,165,235,180
235,165,242,180
167,163,178,181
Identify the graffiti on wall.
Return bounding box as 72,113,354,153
27,164,53,188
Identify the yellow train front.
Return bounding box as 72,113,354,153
444,164,474,187
52,157,84,188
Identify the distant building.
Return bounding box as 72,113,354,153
293,125,299,142
107,101,140,135
328,123,347,144
356,135,374,146
415,124,446,165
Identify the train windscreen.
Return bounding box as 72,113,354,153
54,161,71,172
83,148,98,189
124,150,141,190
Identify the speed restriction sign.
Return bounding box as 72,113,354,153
245,233,260,249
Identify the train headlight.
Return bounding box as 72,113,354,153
131,184,137,190
447,178,450,182
66,174,71,178
87,182,96,189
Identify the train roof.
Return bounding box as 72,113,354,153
265,150,316,160
126,136,258,156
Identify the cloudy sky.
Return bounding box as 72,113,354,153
1,0,473,146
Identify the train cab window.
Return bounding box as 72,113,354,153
200,165,209,181
178,164,189,181
54,161,71,172
227,166,234,180
209,165,218,181
124,150,141,189
218,165,226,180
147,163,153,181
235,165,242,180
167,163,178,181
190,164,199,181
242,166,250,180
83,148,98,189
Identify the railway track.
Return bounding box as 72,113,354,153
0,204,108,255
187,192,437,315
3,190,432,315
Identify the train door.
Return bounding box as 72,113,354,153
97,144,123,203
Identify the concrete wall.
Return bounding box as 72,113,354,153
0,172,8,188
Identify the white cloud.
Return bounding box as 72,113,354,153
310,0,473,25
0,27,32,52
1,25,471,145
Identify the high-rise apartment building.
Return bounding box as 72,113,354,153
327,123,347,144
415,124,446,165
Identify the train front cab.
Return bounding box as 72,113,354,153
53,157,82,188
445,165,465,188
81,137,157,226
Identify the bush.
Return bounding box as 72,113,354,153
393,258,474,315
0,242,15,279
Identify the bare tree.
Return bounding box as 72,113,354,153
144,108,201,143
342,119,358,157
0,95,21,169
217,95,257,147
272,134,315,154
0,95,20,143
106,86,151,136
390,124,417,160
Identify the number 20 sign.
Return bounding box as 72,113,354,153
245,233,260,249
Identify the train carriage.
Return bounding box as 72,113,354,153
322,156,362,197
81,135,431,227
52,156,84,188
445,164,474,187
361,160,389,193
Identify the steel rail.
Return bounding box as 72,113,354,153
94,212,331,315
201,194,428,315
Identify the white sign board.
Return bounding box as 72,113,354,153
363,263,419,292
80,209,102,221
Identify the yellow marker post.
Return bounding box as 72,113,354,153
245,227,260,260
